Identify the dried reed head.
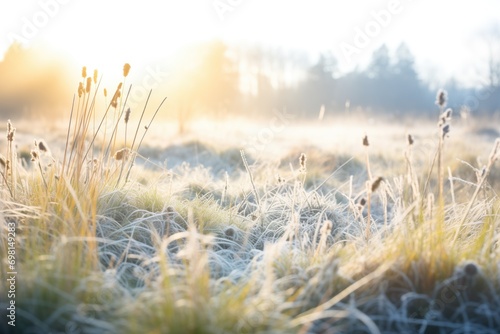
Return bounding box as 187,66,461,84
439,108,453,126
299,153,307,172
124,108,131,124
37,140,49,153
86,77,92,94
123,63,131,77
93,69,98,84
104,88,107,98
82,66,87,78
442,124,450,139
78,82,84,98
371,176,383,192
362,135,369,147
30,149,39,162
113,148,130,161
407,134,414,146
7,120,15,142
110,83,122,108
435,89,447,108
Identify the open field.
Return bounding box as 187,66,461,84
1,91,500,333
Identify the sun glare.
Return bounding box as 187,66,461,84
2,1,222,76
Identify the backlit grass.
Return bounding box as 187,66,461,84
1,67,499,333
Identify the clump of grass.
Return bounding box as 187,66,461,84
0,63,168,332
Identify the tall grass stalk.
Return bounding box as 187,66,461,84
240,149,260,208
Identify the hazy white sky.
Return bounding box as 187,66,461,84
1,0,499,87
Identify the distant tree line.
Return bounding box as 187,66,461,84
1,39,500,123
233,43,500,118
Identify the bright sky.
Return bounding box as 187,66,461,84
0,0,499,87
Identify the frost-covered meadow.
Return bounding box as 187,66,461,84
1,81,500,334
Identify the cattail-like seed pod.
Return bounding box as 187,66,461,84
359,197,366,206
435,89,447,108
362,135,369,147
93,69,98,84
110,83,122,108
445,108,452,119
123,63,131,77
7,120,15,142
299,153,307,171
86,77,92,93
439,108,453,126
113,148,129,161
104,88,107,98
7,129,15,142
78,82,84,98
30,150,39,161
371,176,383,192
38,140,48,153
407,134,414,146
124,108,131,124
442,124,450,138
82,66,87,78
